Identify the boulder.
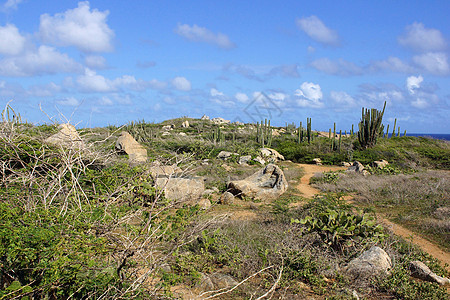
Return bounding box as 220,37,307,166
259,148,285,162
219,191,236,205
345,246,392,279
227,164,288,200
211,117,230,125
162,124,174,131
197,273,238,291
341,162,352,167
197,198,212,210
373,159,389,169
253,156,265,165
234,121,244,126
409,261,450,285
45,124,84,149
181,120,189,128
155,176,205,202
115,131,147,163
178,132,187,136
346,161,368,175
312,158,322,165
201,115,210,121
217,151,238,160
238,155,252,165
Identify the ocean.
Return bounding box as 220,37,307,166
386,133,450,141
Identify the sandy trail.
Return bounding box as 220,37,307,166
295,163,450,272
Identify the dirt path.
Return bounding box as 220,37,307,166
295,163,450,272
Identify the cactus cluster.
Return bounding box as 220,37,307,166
256,119,272,147
213,126,225,143
357,101,386,149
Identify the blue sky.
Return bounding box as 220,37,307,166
0,0,449,133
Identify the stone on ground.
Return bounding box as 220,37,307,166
155,176,204,202
45,123,84,149
227,164,288,200
115,131,147,164
345,246,392,279
409,260,450,285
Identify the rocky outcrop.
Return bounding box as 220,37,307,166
201,115,210,121
227,164,288,200
238,155,251,165
219,191,236,205
45,124,84,149
345,246,392,279
259,148,284,162
313,158,322,165
373,159,389,169
211,117,230,125
155,176,204,202
115,131,147,163
409,261,450,285
346,161,369,176
181,120,189,128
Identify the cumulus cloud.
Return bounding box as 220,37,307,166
39,1,114,53
172,76,191,91
235,92,249,103
310,58,363,76
268,92,287,101
296,16,339,46
398,22,447,52
406,75,423,94
0,45,82,76
98,96,113,106
0,24,26,55
294,82,324,108
412,52,449,76
76,68,114,92
210,88,224,97
175,23,235,49
27,82,61,97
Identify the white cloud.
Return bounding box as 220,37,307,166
1,0,23,11
0,45,82,76
268,64,300,78
294,82,324,108
411,98,428,109
296,16,339,46
330,91,356,106
398,22,447,52
98,96,113,105
210,88,224,97
172,76,191,91
0,24,26,55
369,56,415,73
77,68,114,92
268,92,287,101
235,92,249,103
84,55,107,69
175,23,235,49
406,75,423,94
39,1,114,53
413,52,449,75
310,58,362,76
27,82,61,97
57,96,80,106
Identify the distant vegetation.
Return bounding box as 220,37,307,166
1,104,449,299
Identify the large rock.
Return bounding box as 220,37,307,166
259,148,284,162
312,158,322,165
201,115,210,121
155,176,204,202
211,117,230,125
345,246,392,279
45,124,84,149
219,191,236,205
181,120,189,128
217,151,238,160
227,164,288,200
346,161,369,176
238,155,252,165
409,261,450,285
373,159,389,169
115,131,147,163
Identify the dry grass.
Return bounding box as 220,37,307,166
313,170,450,250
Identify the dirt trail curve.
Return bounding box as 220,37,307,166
295,163,450,272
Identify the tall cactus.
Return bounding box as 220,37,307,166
357,101,386,149
307,118,312,144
